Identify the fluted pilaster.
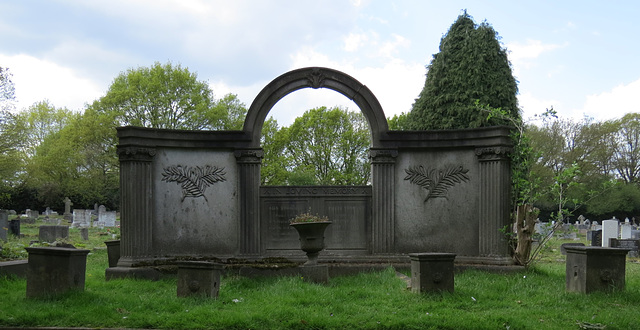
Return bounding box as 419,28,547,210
370,149,398,254
476,147,512,257
236,149,264,256
117,146,156,267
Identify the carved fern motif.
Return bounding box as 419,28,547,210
404,165,470,202
161,165,226,202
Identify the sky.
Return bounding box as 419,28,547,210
1,0,639,127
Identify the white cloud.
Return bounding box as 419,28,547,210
378,34,411,59
578,79,640,121
518,91,561,124
507,39,564,76
344,32,369,52
0,54,102,112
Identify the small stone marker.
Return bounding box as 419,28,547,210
8,218,20,236
104,240,120,268
565,246,629,294
409,252,456,293
99,211,117,227
25,247,90,298
177,261,223,298
0,210,7,242
80,227,89,241
591,230,602,247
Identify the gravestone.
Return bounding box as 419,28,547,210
8,210,16,215
45,207,52,216
0,210,7,242
98,204,106,216
38,225,69,243
601,219,619,247
8,218,20,236
72,209,91,228
63,197,73,222
591,230,602,247
100,211,117,227
610,238,639,258
632,230,640,240
621,223,632,239
80,227,89,241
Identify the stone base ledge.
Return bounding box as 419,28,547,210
0,259,29,278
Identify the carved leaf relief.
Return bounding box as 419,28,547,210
404,165,470,202
161,165,226,202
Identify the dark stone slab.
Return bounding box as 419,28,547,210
591,230,602,247
0,210,7,242
0,259,29,278
38,225,69,243
409,253,456,293
565,246,629,294
25,247,90,298
105,266,160,281
8,219,20,236
177,261,223,298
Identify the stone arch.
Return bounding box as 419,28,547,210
243,67,389,148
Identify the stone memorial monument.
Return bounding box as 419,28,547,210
108,67,514,279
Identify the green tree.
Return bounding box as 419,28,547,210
92,61,222,130
262,107,371,185
0,67,15,112
15,101,74,156
387,112,410,130
408,11,519,130
611,113,640,184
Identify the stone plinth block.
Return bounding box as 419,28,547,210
300,264,330,284
104,240,120,268
410,253,456,293
177,261,223,298
565,246,629,294
25,247,90,298
38,225,69,243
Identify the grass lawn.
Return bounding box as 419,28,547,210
2,217,640,329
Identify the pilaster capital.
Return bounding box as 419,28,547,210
369,149,398,164
235,148,264,164
475,146,512,161
117,146,157,162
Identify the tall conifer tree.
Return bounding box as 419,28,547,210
409,11,520,129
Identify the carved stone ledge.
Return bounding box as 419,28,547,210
117,146,157,162
475,147,512,161
235,149,264,164
370,149,398,164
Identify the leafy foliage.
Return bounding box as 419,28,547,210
408,11,519,130
261,106,371,185
404,165,470,202
161,165,226,202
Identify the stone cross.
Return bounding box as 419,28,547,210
63,197,72,215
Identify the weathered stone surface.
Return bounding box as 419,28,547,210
565,246,629,294
410,253,456,293
176,261,223,298
115,67,514,275
38,225,69,243
25,247,90,298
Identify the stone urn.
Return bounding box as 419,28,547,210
290,221,332,265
